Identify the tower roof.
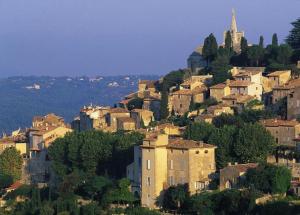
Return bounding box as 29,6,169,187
231,8,238,33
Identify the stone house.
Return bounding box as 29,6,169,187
287,86,300,120
143,96,161,121
79,105,110,131
271,78,300,104
206,104,234,116
127,133,216,208
195,114,214,124
260,119,300,147
130,109,154,128
32,113,65,128
157,123,183,137
138,80,158,98
228,80,262,100
232,68,263,85
116,117,136,131
219,163,258,191
266,70,291,88
169,86,207,116
180,75,213,91
210,82,231,102
222,94,255,112
107,108,131,131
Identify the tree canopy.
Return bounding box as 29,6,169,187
0,147,23,182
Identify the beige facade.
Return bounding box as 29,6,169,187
169,87,207,116
206,104,234,116
222,94,255,112
79,106,110,131
288,86,300,120
131,109,154,128
180,75,213,91
228,80,262,100
232,67,263,85
128,133,216,208
267,70,291,88
117,117,136,131
260,119,300,146
32,113,65,128
107,108,131,131
210,82,231,102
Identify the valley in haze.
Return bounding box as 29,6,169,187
0,75,159,133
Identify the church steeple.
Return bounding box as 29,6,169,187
231,8,238,33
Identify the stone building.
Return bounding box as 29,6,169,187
232,68,263,85
32,113,66,128
28,114,72,184
222,94,255,112
223,9,245,53
266,70,291,88
78,105,110,131
130,109,154,128
228,80,262,100
107,108,131,131
187,51,207,73
127,133,216,208
219,163,258,190
169,86,208,116
210,82,231,102
271,78,300,104
116,117,136,131
287,86,300,120
260,119,300,146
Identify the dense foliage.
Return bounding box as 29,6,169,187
0,147,23,182
246,164,292,194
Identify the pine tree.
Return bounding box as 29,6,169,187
272,33,279,46
286,18,300,49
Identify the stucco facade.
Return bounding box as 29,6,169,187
267,70,291,88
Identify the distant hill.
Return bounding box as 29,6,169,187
0,75,159,134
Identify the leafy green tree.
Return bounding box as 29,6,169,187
212,113,243,128
272,33,279,46
203,33,218,65
286,18,300,49
185,192,214,215
241,37,248,54
127,97,144,111
234,123,275,163
259,35,264,48
208,126,237,169
162,184,189,211
126,207,160,215
0,173,13,189
0,147,23,181
246,164,291,194
184,122,215,142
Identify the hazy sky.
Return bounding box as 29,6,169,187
0,0,299,77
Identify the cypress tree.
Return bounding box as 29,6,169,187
240,37,248,54
259,36,264,48
272,33,279,46
225,31,232,51
160,87,169,119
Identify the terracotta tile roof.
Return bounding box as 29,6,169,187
119,99,131,105
260,119,300,127
180,79,191,86
109,108,130,113
192,86,208,93
273,78,300,90
222,94,255,103
157,123,180,130
139,80,156,88
210,83,227,89
168,138,216,149
267,70,291,77
207,104,231,113
228,80,252,87
233,70,261,77
6,181,22,191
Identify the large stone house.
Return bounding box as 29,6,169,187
222,94,255,112
169,86,208,116
271,78,300,104
266,70,291,88
130,109,154,128
228,80,262,100
219,163,258,190
107,108,131,132
288,86,300,120
260,119,300,146
127,133,216,208
116,117,136,131
210,82,231,102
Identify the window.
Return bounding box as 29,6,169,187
138,157,142,168
147,160,151,170
147,177,151,186
204,150,208,154
180,104,183,108
170,160,174,170
195,150,199,154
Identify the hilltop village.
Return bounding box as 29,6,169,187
1,10,300,214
